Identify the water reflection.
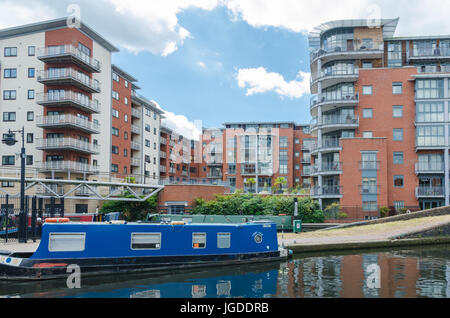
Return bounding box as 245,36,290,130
1,244,450,298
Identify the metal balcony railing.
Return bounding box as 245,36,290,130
36,138,100,154
359,185,380,195
359,161,380,170
313,162,342,174
131,158,141,167
310,93,358,108
160,151,167,159
37,68,101,93
131,142,141,151
160,137,167,145
311,67,359,83
416,186,445,197
311,185,342,196
131,108,141,118
36,114,100,134
410,47,450,59
36,91,100,113
37,161,99,174
131,125,141,135
37,45,101,72
310,40,384,61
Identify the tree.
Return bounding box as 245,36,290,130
245,178,256,193
274,177,287,193
99,192,158,221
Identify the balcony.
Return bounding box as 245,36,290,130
311,116,359,133
160,137,167,145
310,137,341,154
131,158,141,167
131,108,141,118
409,47,450,62
131,125,141,135
311,68,359,94
36,92,100,114
301,167,312,177
311,185,343,198
310,94,358,115
359,161,380,170
160,165,167,173
415,162,445,175
37,45,101,73
36,138,100,154
416,186,445,198
312,162,342,175
359,185,380,195
37,161,99,174
131,142,141,151
310,40,384,65
160,151,167,159
36,115,100,134
37,68,101,93
207,172,223,178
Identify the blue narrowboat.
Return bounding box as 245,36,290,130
0,220,290,280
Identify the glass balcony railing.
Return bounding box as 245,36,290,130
415,162,445,174
311,185,342,196
310,94,359,108
36,138,100,154
37,161,99,174
410,47,450,59
311,68,359,83
310,40,384,61
36,92,100,113
359,161,380,170
311,116,359,130
359,185,380,195
312,162,342,174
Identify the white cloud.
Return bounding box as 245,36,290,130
237,67,310,99
151,100,202,140
197,61,207,69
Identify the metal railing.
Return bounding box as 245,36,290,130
311,67,359,82
416,186,445,197
359,185,380,195
131,108,142,118
36,114,100,133
313,162,342,174
36,92,100,113
160,137,167,145
36,138,100,154
37,45,101,72
131,142,141,151
131,158,141,166
310,40,384,61
37,160,99,174
37,68,101,93
311,185,343,196
359,161,380,170
310,93,358,108
131,125,141,134
410,47,450,58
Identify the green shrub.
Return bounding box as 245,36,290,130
379,206,389,218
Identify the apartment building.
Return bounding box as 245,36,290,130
308,17,450,217
197,122,312,193
0,18,162,213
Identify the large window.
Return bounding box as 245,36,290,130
217,233,231,249
416,102,444,122
416,79,444,99
417,126,445,146
49,233,86,252
321,61,356,76
387,41,402,67
320,27,354,52
322,83,355,101
193,233,206,249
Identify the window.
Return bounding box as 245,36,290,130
4,47,17,57
154,128,157,135
4,68,17,78
112,91,119,100
112,109,119,118
28,68,35,78
394,175,404,188
124,132,128,140
392,106,403,118
48,233,86,252
112,73,120,82
111,164,118,172
394,201,405,211
112,146,119,154
125,80,129,88
124,114,128,122
27,111,34,121
112,127,119,136
2,156,15,166
217,233,231,249
145,139,150,147
145,124,151,132
387,41,402,67
362,108,373,118
362,85,373,95
363,131,373,138
295,138,300,144
417,102,444,122
28,89,35,99
361,38,373,49
392,82,403,94
362,61,373,69
193,233,206,249
416,79,444,99
124,149,128,157
131,233,161,250
26,155,33,165
3,90,16,100
26,133,33,143
362,201,377,211
393,152,404,164
28,46,35,56
124,97,128,105
3,112,16,122
393,128,403,141
279,136,288,148
417,125,445,146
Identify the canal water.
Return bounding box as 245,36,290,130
1,244,450,298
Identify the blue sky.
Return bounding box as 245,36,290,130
112,6,312,130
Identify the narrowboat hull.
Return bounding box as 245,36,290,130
0,250,287,281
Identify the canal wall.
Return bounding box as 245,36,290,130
319,205,450,231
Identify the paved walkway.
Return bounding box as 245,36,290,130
279,214,450,248
0,240,40,253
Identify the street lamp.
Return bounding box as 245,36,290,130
2,127,26,243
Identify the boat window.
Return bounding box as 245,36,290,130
192,233,206,249
48,233,86,252
217,233,231,249
131,233,161,250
